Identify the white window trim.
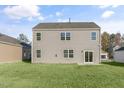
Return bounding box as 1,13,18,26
91,32,97,40
84,50,94,64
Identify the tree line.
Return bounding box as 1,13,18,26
101,32,124,58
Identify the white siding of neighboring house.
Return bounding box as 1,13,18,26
113,45,121,51
114,51,124,63
32,28,100,64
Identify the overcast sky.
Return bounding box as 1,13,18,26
0,5,124,40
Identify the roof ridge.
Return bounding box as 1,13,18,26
0,33,19,41
0,33,21,45
33,22,100,29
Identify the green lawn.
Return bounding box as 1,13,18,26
0,61,124,88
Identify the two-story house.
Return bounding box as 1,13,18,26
32,22,101,64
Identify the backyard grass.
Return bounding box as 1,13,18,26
0,61,124,88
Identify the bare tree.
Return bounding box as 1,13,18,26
115,33,121,46
17,33,30,44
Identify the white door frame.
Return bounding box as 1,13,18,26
84,50,94,64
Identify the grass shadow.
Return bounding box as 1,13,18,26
22,60,31,64
102,61,124,67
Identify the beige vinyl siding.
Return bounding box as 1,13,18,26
0,42,22,62
32,28,100,64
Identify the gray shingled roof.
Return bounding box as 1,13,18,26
33,22,100,29
0,33,21,46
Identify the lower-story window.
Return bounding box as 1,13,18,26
36,50,41,58
64,50,68,58
64,49,74,58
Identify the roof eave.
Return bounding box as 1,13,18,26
32,27,100,31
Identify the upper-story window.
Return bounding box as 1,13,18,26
91,32,96,40
66,32,70,40
36,33,41,41
61,32,70,40
61,32,65,40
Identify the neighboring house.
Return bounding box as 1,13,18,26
0,33,22,62
120,39,124,47
113,45,121,51
32,22,101,64
101,50,108,61
114,47,124,63
113,39,124,51
20,42,31,61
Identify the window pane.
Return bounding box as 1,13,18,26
64,50,68,53
89,52,93,62
66,37,70,40
92,32,96,36
66,32,70,37
61,33,65,37
69,50,73,53
64,53,68,58
69,50,73,58
85,52,88,62
66,32,70,40
37,33,41,36
37,37,41,40
37,33,41,40
91,32,96,40
61,33,65,40
36,50,41,58
92,37,96,40
61,37,65,40
64,50,68,58
69,53,73,58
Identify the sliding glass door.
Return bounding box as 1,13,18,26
84,51,93,63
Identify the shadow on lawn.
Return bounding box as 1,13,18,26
102,61,124,67
23,60,31,64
